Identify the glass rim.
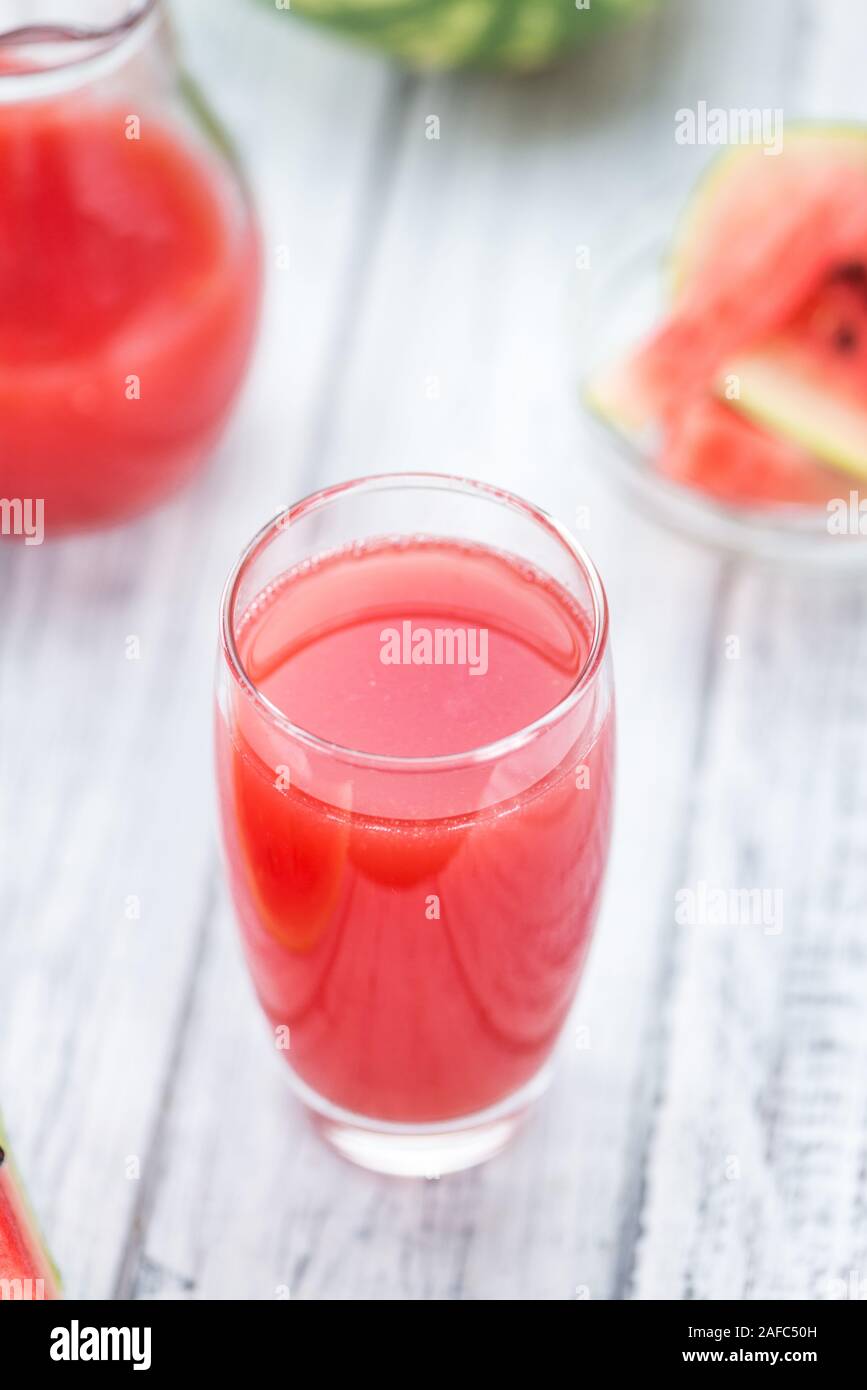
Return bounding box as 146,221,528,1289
0,0,160,96
219,472,610,772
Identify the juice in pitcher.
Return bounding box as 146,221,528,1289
0,2,260,534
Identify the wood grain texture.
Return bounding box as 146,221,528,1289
633,574,867,1299
1,0,864,1301
129,0,782,1301
0,1,397,1300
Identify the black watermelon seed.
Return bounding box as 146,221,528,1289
834,324,858,351
831,262,867,285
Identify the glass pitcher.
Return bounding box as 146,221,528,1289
0,1,261,535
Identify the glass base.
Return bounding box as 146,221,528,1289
284,1066,552,1177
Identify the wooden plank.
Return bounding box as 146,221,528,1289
794,0,867,118
137,0,797,1299
630,0,867,1302
5,0,850,1302
633,571,867,1299
0,0,396,1299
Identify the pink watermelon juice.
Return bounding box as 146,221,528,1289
0,99,259,532
217,530,614,1125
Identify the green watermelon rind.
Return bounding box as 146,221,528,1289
0,1115,62,1300
718,348,867,482
258,0,653,72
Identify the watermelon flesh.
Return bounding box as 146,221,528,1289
721,267,867,478
588,132,867,508
788,266,867,379
0,1128,60,1300
664,399,842,508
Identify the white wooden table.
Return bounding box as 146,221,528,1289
2,0,867,1301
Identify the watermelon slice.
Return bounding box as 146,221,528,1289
720,275,867,479
0,1119,60,1300
669,126,867,295
664,398,841,508
587,126,867,509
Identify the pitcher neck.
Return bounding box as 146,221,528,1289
0,1,164,101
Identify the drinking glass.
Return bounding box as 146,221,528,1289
0,0,260,534
215,475,615,1175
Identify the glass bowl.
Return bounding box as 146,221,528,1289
581,203,867,568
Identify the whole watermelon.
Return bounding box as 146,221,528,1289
268,0,654,72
